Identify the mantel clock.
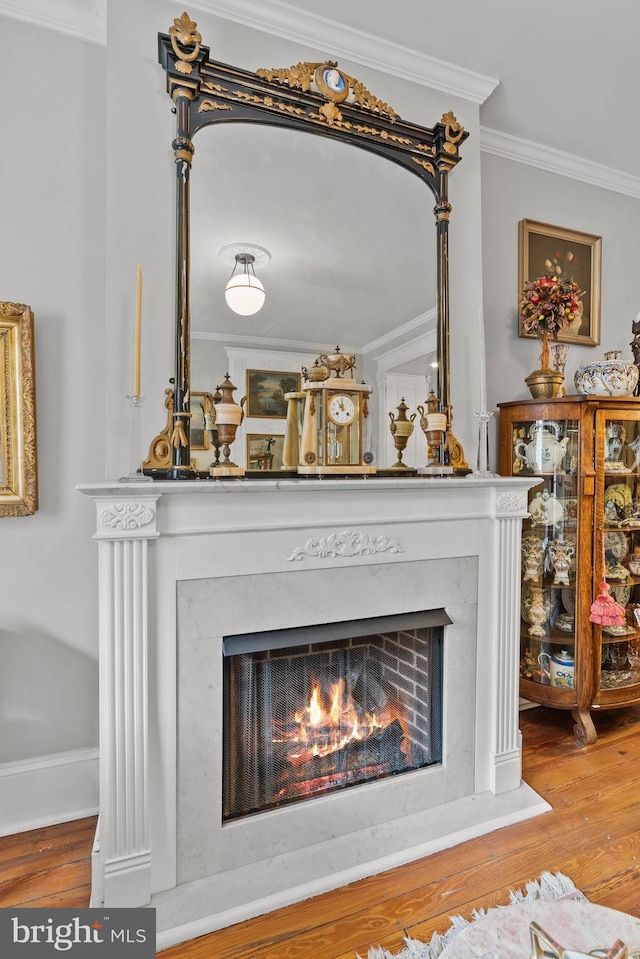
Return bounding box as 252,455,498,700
298,353,375,475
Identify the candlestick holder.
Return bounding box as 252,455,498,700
475,410,495,477
120,395,153,482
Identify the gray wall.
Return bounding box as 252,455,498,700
481,151,640,462
0,16,105,762
4,2,640,788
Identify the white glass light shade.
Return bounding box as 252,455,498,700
225,272,265,316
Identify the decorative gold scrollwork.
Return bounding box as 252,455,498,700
441,111,465,154
143,389,174,470
257,60,398,120
169,12,202,75
199,100,233,114
412,157,436,176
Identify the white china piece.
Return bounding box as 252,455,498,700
575,351,639,396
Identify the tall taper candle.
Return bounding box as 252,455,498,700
478,309,487,412
134,263,142,397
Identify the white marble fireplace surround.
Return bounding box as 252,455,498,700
79,476,548,949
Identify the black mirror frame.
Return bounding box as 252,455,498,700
156,11,468,478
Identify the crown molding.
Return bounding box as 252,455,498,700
186,0,499,104
0,0,105,44
193,330,333,353
480,126,640,200
361,309,436,355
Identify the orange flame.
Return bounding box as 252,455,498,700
276,677,409,765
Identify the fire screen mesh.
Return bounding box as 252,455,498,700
223,625,443,821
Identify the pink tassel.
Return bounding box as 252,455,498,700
589,581,625,626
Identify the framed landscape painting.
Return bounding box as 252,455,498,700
246,369,301,418
518,219,601,347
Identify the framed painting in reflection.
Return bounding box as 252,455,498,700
246,370,301,419
189,391,212,450
246,433,285,471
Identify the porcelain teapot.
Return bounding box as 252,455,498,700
538,648,574,688
515,422,569,474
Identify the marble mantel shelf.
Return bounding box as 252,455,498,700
81,474,532,495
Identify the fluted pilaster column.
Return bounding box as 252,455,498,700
92,494,160,906
491,487,530,793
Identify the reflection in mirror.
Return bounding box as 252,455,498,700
190,124,436,468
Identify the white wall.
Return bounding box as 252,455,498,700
481,151,640,462
0,15,105,784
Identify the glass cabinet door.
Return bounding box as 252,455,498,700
512,418,579,689
597,412,640,693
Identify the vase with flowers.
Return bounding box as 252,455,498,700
520,272,583,398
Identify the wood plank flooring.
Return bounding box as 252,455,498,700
2,705,640,958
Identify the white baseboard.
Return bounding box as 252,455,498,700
0,747,99,837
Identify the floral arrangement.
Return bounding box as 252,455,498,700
520,273,582,369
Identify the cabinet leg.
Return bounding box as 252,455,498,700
571,708,597,747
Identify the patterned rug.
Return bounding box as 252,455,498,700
363,871,585,959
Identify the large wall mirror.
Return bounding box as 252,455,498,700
156,12,467,479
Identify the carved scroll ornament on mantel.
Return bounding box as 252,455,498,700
288,529,403,562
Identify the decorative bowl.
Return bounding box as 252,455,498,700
574,351,639,396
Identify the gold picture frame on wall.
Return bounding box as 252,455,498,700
518,219,602,346
1,302,38,516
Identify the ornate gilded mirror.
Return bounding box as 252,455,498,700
155,11,467,479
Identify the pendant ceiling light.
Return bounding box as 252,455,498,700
220,244,271,317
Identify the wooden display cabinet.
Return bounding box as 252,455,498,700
498,396,640,745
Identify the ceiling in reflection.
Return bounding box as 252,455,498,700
190,123,436,351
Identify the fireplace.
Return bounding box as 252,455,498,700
222,613,446,819
79,476,549,948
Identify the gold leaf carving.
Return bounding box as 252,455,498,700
0,302,27,316
417,142,435,155
199,100,232,114
169,11,202,74
319,101,342,125
257,62,316,92
257,60,399,120
441,111,464,154
351,79,397,120
233,89,305,117
353,125,410,145
201,81,226,94
412,157,435,176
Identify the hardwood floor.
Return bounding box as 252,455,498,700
3,705,640,958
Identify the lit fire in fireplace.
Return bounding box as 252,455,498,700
273,676,411,778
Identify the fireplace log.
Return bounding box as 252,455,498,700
275,718,406,788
